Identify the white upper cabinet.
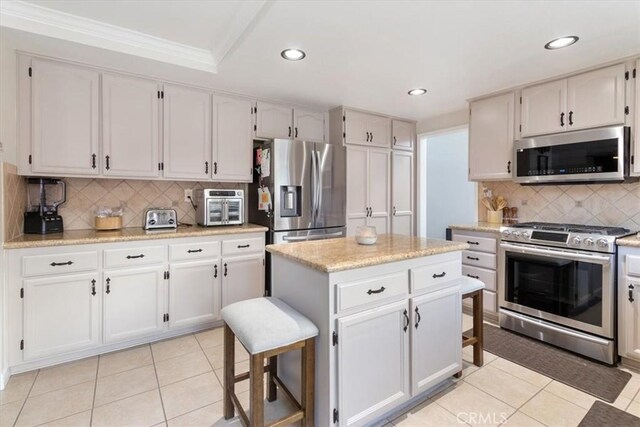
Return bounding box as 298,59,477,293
102,73,160,178
392,151,413,236
255,101,293,139
521,79,567,137
368,114,391,148
567,64,626,131
294,108,325,142
392,120,415,151
635,59,640,176
31,59,99,176
346,146,369,235
521,64,626,137
468,92,515,181
368,148,391,233
162,84,212,180
212,95,253,182
344,109,391,148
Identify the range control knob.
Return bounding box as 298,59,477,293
512,231,520,239
502,230,511,239
596,238,608,248
584,238,594,247
571,236,582,246
521,231,530,240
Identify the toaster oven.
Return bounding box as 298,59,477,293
195,189,244,226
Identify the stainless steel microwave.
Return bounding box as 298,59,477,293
195,189,244,226
513,126,631,184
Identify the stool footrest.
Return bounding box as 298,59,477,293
272,374,302,411
462,336,478,347
269,411,304,427
235,364,271,383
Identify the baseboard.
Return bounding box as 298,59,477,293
621,356,640,372
0,367,10,390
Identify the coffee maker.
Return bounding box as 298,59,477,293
24,178,66,234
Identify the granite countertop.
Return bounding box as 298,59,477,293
4,223,268,249
266,234,469,273
617,234,640,248
448,222,504,233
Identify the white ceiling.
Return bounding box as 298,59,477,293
2,0,640,121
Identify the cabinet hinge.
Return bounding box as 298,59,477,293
28,154,32,165
625,71,629,80
632,155,635,165
28,67,32,77
20,288,24,299
254,106,257,114
519,124,522,132
332,331,338,346
519,96,522,104
333,408,339,423
20,340,24,350
342,132,346,139
254,124,257,132
625,106,630,115
633,68,636,79
342,115,345,122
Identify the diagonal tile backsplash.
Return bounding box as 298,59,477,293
479,181,640,231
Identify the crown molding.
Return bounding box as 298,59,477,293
0,0,217,73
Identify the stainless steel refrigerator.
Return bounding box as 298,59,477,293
249,139,346,292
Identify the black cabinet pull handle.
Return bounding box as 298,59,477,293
366,286,385,295
214,264,218,278
50,261,73,267
432,272,447,279
106,278,111,294
126,254,145,259
224,263,228,277
560,112,565,127
568,111,573,126
467,256,480,261
205,161,209,174
288,126,292,137
91,279,96,296
295,127,298,138
237,244,250,249
467,274,480,279
393,206,397,216
393,136,397,145
366,131,370,142
187,249,203,253
105,155,110,170
415,307,421,329
467,241,479,245
630,285,635,303
370,132,373,142
214,162,218,174
507,160,511,174
403,309,409,332
91,153,96,169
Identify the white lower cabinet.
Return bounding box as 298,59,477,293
23,272,101,360
337,300,410,426
619,249,640,362
222,253,265,307
169,259,220,328
103,266,166,344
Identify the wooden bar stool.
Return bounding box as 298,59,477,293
456,276,485,376
221,297,319,427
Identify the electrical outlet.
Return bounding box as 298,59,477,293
184,189,193,202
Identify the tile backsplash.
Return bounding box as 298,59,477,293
3,163,27,241
479,181,640,231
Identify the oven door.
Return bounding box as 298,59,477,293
499,242,614,338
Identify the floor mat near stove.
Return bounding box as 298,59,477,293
464,324,631,403
578,401,640,427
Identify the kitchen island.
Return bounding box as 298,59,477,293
266,234,469,426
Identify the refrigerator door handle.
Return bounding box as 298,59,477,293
315,149,322,221
310,148,318,224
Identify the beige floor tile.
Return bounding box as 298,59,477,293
501,411,545,427
152,335,201,362
462,314,474,332
38,410,91,426
0,370,37,405
436,383,515,426
92,389,165,427
462,347,498,365
489,358,552,389
453,361,479,381
167,401,237,427
628,401,640,417
160,372,223,419
30,357,98,397
15,380,95,426
464,365,540,408
520,391,587,427
0,400,24,427
155,350,212,387
98,345,153,378
234,390,299,426
393,401,461,426
194,328,224,349
543,381,598,410
95,365,158,407
619,370,640,401
203,344,250,371
609,395,631,411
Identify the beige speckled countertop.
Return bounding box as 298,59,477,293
448,222,503,233
266,234,469,273
4,223,268,249
617,234,640,248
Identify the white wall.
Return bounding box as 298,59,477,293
416,109,468,135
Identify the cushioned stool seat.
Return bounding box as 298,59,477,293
221,297,318,427
456,276,485,377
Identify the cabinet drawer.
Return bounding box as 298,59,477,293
627,255,640,277
453,233,496,254
104,246,165,269
222,237,263,256
336,272,408,313
411,260,461,294
23,251,98,277
169,241,220,261
464,290,497,313
462,250,496,270
462,265,496,292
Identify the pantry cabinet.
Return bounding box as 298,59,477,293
255,101,293,139
162,84,212,180
212,95,253,182
468,92,515,181
294,108,325,143
392,151,413,236
634,58,640,176
344,110,391,148
619,248,640,363
392,120,415,151
30,58,100,176
221,253,265,307
102,73,160,178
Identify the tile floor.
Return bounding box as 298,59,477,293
0,315,639,427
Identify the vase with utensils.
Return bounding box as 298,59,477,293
482,196,507,224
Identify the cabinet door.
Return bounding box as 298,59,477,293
163,84,212,180
392,151,413,236
469,92,515,181
103,266,165,344
392,120,414,151
411,286,462,395
521,80,567,137
346,146,369,236
169,259,220,328
255,101,293,139
344,110,371,146
620,276,640,361
102,73,160,178
337,300,410,426
212,95,253,182
23,273,100,360
294,108,324,142
567,64,626,131
368,148,391,230
368,114,391,148
222,254,264,308
31,59,99,175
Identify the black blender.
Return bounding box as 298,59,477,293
24,178,66,234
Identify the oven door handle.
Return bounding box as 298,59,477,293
500,242,612,264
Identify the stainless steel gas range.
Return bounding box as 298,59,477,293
498,222,633,364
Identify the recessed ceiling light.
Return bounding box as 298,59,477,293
544,36,579,50
408,88,427,96
281,49,306,61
